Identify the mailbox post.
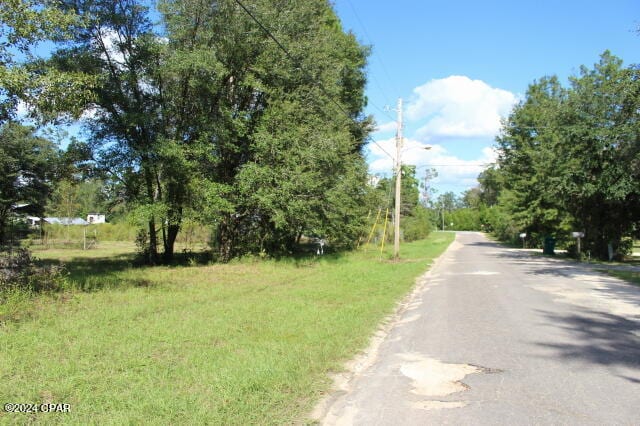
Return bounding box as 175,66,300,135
572,231,585,260
519,233,527,249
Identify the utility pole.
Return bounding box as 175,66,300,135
394,98,403,260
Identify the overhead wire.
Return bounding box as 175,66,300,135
342,0,398,131
232,0,354,117
370,102,396,123
234,1,547,183
345,0,403,244
233,0,396,162
343,0,400,104
235,0,505,193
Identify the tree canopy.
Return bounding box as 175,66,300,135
0,122,59,244
45,0,372,262
482,52,640,259
0,0,94,123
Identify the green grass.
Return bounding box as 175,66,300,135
0,232,454,425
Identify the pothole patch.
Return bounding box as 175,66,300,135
398,353,479,397
398,353,500,411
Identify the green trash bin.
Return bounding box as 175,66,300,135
543,236,556,255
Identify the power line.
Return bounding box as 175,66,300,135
343,0,400,102
366,136,394,160
341,1,397,123
232,0,395,162
232,0,349,119
369,101,396,122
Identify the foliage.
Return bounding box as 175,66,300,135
0,122,59,245
166,0,372,261
0,0,94,123
479,204,520,242
402,205,432,241
476,166,502,207
47,179,81,219
0,249,67,293
49,0,371,263
376,165,432,241
478,52,640,259
447,208,482,231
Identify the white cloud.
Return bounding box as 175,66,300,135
368,137,497,191
95,27,128,69
406,75,517,140
374,120,397,134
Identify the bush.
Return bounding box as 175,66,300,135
0,249,67,293
481,205,520,244
448,208,482,231
402,206,433,242
617,236,634,260
135,228,155,264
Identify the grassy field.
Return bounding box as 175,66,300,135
0,232,454,425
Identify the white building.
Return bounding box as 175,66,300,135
26,216,41,227
87,213,106,224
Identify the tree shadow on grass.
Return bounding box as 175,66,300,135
34,242,352,291
38,253,151,291
271,252,347,269
533,308,640,382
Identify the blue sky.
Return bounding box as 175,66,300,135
333,0,640,196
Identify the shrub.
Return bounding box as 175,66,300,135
402,206,433,242
0,249,67,293
617,236,634,260
135,228,150,262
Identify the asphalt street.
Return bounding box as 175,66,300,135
315,232,640,425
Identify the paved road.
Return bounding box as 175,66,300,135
316,232,640,425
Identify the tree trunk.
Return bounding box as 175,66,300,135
148,219,159,265
163,223,180,264
217,216,235,263
0,216,6,247
143,164,160,265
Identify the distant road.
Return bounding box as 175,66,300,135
316,232,640,425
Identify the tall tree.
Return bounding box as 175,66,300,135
496,76,572,240
51,0,372,262
560,52,640,258
0,122,59,244
492,52,640,258
160,0,372,260
52,0,169,263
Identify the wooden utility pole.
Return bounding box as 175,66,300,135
394,98,403,260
